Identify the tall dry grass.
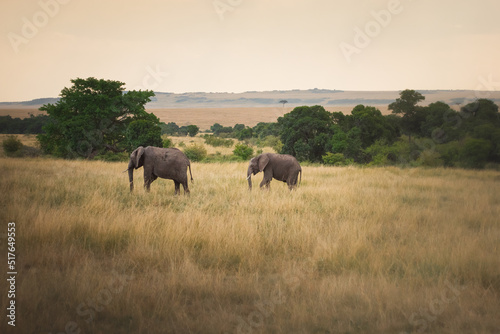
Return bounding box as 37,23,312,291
1,157,499,333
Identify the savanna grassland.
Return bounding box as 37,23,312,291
0,106,383,131
1,153,500,334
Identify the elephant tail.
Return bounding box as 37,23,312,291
188,163,194,183
298,168,302,187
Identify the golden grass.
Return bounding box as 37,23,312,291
0,134,40,158
148,106,375,130
0,106,388,131
1,158,500,333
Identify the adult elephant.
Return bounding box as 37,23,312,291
127,146,193,194
246,153,301,190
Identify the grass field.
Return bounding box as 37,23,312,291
0,106,387,131
1,153,500,333
147,106,381,130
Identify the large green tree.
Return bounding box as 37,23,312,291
389,89,425,143
278,105,333,162
38,78,158,158
461,98,500,129
348,104,399,147
186,125,200,137
125,119,162,151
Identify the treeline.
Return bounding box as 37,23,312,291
3,79,500,169
160,123,199,137
275,91,500,169
159,121,278,141
0,114,50,134
178,90,500,169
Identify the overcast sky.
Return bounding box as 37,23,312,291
1,0,500,101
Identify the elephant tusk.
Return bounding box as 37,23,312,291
122,169,128,173
246,174,252,180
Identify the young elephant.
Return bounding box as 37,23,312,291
247,153,302,190
127,146,193,195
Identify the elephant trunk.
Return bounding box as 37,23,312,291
128,161,134,192
247,167,252,190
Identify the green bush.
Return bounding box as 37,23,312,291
460,137,492,169
365,139,412,166
416,149,444,167
435,141,461,167
2,136,41,158
259,135,283,153
233,143,254,160
3,136,23,157
322,152,346,166
203,135,234,148
162,137,173,148
183,144,207,162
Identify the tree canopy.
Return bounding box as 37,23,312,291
389,89,425,142
278,105,334,162
15,81,500,169
38,77,160,158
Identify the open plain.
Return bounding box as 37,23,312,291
3,88,494,129
0,106,378,131
1,154,499,333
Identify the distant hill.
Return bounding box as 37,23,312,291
2,89,500,109
145,89,500,108
0,97,60,109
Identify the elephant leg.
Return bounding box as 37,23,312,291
145,175,158,192
174,180,181,195
260,169,273,190
144,176,151,192
260,178,271,190
182,181,190,196
143,169,156,192
287,174,297,191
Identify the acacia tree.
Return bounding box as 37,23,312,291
388,89,425,144
186,125,200,137
38,77,159,158
278,105,334,161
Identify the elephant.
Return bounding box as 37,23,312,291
246,153,302,190
127,146,193,194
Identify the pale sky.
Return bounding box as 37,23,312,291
1,0,500,102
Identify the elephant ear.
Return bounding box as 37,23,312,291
134,146,145,169
258,154,270,172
